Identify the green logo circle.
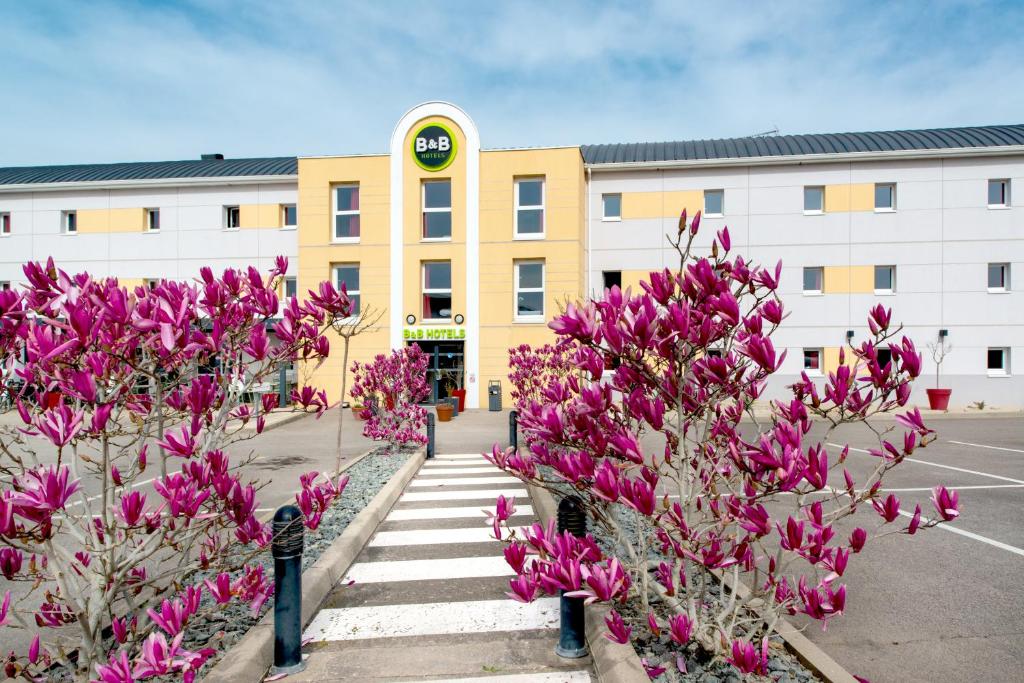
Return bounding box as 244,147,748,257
412,123,457,172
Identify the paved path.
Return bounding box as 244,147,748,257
294,451,594,682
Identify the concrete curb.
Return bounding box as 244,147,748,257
202,447,426,683
527,483,857,683
240,409,312,434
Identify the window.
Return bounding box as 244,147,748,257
704,189,724,216
874,183,896,211
62,211,77,234
0,212,10,235
988,179,1010,208
282,204,297,229
334,264,360,315
422,180,452,239
803,267,824,294
515,178,544,238
515,261,545,322
422,261,452,320
602,193,622,221
874,265,896,294
877,346,893,369
0,282,10,291
987,348,1009,376
144,279,160,290
803,348,823,374
706,348,723,359
284,276,297,300
804,186,824,214
988,263,1010,292
146,209,160,232
334,185,359,241
224,206,240,230
602,270,622,291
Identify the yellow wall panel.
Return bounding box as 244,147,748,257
76,209,109,234
849,183,875,212
78,208,144,233
824,183,874,213
621,190,702,220
823,265,873,294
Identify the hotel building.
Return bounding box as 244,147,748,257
0,103,1021,408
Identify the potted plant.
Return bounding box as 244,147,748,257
436,401,454,422
926,337,953,411
351,403,367,420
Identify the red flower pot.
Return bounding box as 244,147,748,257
926,388,952,411
451,389,466,412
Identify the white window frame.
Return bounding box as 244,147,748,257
803,186,825,215
602,193,622,221
421,261,452,322
703,189,725,217
874,183,896,212
514,177,545,239
332,185,360,243
145,208,160,233
333,264,361,320
802,266,824,296
283,276,298,300
874,265,896,295
224,206,240,231
422,180,452,242
62,210,77,235
802,347,824,376
514,260,545,323
281,204,297,230
0,212,10,236
987,347,1010,377
988,262,1010,293
0,281,11,291
988,179,1010,209
144,278,160,290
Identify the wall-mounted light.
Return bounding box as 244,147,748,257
454,313,465,324
846,330,855,341
406,314,416,325
939,329,949,339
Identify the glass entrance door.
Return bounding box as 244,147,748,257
408,340,464,404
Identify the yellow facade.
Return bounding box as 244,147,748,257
239,203,283,229
77,208,146,233
824,183,876,213
823,265,874,294
621,190,703,219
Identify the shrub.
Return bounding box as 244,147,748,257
349,345,430,450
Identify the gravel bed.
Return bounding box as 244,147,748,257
545,476,820,683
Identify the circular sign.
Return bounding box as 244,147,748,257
412,123,457,172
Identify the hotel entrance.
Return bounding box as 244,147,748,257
409,340,465,405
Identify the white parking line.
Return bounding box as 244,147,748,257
829,443,1024,485
895,509,1024,558
949,440,1024,455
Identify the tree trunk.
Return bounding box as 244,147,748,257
334,335,351,475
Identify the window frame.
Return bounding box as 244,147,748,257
602,270,622,291
62,210,77,235
281,203,297,230
874,183,896,212
988,262,1010,293
602,193,622,222
987,347,1010,377
802,348,824,376
332,263,361,319
703,189,725,217
988,179,1010,209
145,208,160,233
284,276,298,301
874,265,896,295
332,185,360,243
421,261,452,322
224,206,241,231
803,186,825,215
514,177,545,240
0,212,10,236
802,266,824,295
514,260,546,323
421,180,453,242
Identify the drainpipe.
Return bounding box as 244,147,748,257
585,166,592,297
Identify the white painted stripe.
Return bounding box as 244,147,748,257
895,509,1024,557
369,526,525,547
304,597,559,642
433,453,488,460
410,476,517,487
401,488,528,502
395,673,591,683
877,484,1024,492
388,505,534,521
830,443,1024,485
344,555,514,583
418,466,503,475
949,440,1024,455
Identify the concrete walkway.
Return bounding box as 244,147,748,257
293,449,594,682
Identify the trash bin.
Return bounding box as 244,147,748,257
488,380,502,412
448,396,459,417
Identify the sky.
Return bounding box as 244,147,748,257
1,0,1022,166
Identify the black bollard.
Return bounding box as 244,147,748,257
509,409,518,452
426,411,435,459
271,505,306,675
555,496,589,658
277,363,288,409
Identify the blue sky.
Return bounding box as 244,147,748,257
1,0,1022,165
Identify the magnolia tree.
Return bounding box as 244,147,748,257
349,345,430,451
488,210,960,678
0,258,352,682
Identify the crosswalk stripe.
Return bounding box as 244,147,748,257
387,505,534,521
418,466,505,475
393,673,592,683
344,555,515,583
400,488,528,502
410,476,517,487
369,526,525,547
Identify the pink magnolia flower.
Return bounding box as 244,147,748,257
872,494,901,523
931,486,960,521
728,638,768,675
0,590,11,627
94,650,134,683
33,404,85,448
668,613,693,645
603,609,632,644
12,465,81,524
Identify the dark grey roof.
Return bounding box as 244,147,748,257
0,157,297,185
582,124,1024,165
